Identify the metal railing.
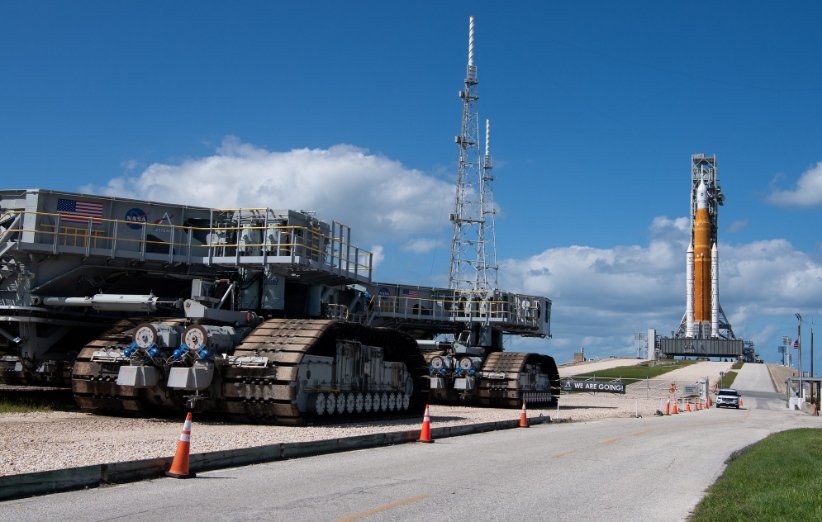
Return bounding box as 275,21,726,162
367,291,546,333
6,209,372,281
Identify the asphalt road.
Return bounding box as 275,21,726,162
1,365,818,521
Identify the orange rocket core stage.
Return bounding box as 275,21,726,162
693,204,712,322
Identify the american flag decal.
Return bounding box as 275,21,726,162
56,198,104,224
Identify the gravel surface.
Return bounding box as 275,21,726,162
0,360,751,477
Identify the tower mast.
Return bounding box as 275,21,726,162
448,16,497,293
482,118,499,289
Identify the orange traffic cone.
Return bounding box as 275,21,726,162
672,401,679,414
417,404,434,443
519,400,529,428
664,401,670,415
166,412,196,478
686,402,691,413
739,397,743,407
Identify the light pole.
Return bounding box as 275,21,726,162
796,313,802,398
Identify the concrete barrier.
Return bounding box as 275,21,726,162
0,415,550,501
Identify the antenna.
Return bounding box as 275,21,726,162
467,16,476,81
448,16,497,293
483,118,498,288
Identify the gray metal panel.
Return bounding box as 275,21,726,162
658,338,743,357
167,365,214,390
117,366,160,388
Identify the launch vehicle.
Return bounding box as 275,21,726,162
652,154,747,359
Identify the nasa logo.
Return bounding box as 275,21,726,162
125,208,148,230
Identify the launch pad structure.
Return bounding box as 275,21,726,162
653,154,751,360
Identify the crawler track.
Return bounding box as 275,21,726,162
71,317,428,424
70,318,185,414
221,318,429,425
477,351,560,408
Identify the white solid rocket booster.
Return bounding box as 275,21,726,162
686,243,694,338
711,242,718,338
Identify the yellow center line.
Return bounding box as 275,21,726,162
602,437,622,445
336,494,430,522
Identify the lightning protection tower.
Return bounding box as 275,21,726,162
448,16,498,294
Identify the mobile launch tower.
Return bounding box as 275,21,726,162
654,154,745,359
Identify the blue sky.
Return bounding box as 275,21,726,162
2,1,821,369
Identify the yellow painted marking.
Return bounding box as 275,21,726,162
553,449,577,458
632,429,653,437
602,437,622,445
336,494,429,522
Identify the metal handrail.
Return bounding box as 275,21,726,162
9,209,372,276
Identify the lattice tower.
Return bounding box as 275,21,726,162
448,16,497,292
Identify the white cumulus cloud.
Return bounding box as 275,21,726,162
766,161,822,207
401,238,444,253
86,137,454,245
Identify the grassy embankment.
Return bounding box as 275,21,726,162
717,360,744,389
571,359,697,384
573,360,744,389
690,428,822,521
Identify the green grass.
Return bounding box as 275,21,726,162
572,360,697,383
731,360,744,370
0,389,76,413
718,370,738,388
690,428,822,521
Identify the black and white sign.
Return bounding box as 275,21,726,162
562,379,626,394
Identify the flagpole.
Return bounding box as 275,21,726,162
811,320,815,406
796,313,802,399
